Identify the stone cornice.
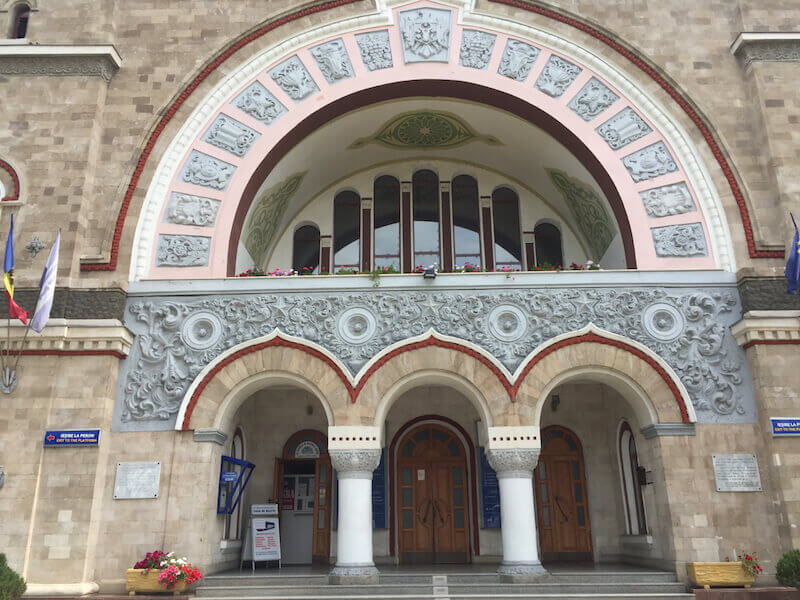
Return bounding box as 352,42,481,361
731,310,800,348
0,44,122,82
0,318,133,357
640,423,696,439
731,32,800,67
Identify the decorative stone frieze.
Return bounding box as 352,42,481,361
651,223,708,257
486,449,539,479
731,33,800,67
329,449,381,479
234,81,286,125
739,278,800,312
155,235,210,267
730,310,800,348
0,318,133,356
568,77,619,121
639,183,696,218
0,45,122,82
310,39,354,84
355,30,393,71
269,55,318,101
202,114,259,157
180,151,235,190
535,55,581,98
26,236,44,257
497,39,539,81
399,7,451,63
459,30,496,69
164,193,220,227
622,142,678,182
596,107,652,150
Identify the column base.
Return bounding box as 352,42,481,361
329,564,379,585
498,561,549,583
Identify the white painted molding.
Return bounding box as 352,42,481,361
0,319,133,355
487,426,540,450
731,32,800,55
0,44,122,82
328,425,382,449
731,310,800,347
0,44,121,64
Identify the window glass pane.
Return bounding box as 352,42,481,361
317,508,325,529
542,505,551,527
492,187,522,269
334,191,360,270
402,467,412,485
319,464,327,483
432,428,448,442
452,466,462,485
550,430,564,438
534,222,563,268
574,482,583,501
413,170,440,268
374,176,401,270
539,462,547,480
448,440,460,457
452,175,481,269
401,441,415,457
402,488,413,507
566,434,577,452
292,225,320,273
572,461,580,481
454,508,465,528
403,509,413,528
540,482,548,501
413,429,430,442
577,506,585,526
453,487,463,507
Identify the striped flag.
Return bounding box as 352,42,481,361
31,230,60,333
3,214,28,324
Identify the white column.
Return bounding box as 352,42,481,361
487,445,547,580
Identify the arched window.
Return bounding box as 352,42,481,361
373,175,400,270
412,169,440,268
452,175,481,269
225,427,245,540
11,4,31,38
534,222,563,268
618,422,647,535
333,190,360,271
292,224,320,273
492,187,522,270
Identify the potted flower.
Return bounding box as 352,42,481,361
126,550,203,595
687,553,761,589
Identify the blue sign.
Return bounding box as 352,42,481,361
479,448,501,528
220,471,238,483
44,429,100,447
372,450,386,529
771,418,800,436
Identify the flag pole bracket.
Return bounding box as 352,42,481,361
1,365,18,394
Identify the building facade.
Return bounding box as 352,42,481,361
0,0,799,593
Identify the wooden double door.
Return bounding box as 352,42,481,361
397,424,470,564
534,426,593,562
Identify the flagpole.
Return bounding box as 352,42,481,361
11,287,42,373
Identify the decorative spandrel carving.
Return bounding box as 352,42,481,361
155,235,210,267
535,55,581,97
640,183,696,218
330,449,381,478
164,193,220,227
652,223,708,257
596,107,652,150
497,39,539,81
202,114,259,157
623,142,678,182
310,39,354,84
269,56,318,101
486,449,539,477
735,39,800,67
459,30,496,70
547,169,614,261
234,81,286,125
568,77,619,121
399,7,451,63
118,286,754,425
355,31,393,71
180,151,235,190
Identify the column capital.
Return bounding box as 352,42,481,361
487,448,540,479
330,449,381,479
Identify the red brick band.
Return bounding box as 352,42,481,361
0,158,20,202
742,339,800,350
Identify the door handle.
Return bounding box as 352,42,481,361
419,498,434,526
554,495,569,522
432,499,446,526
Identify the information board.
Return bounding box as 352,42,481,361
479,448,501,528
114,462,161,499
372,450,386,529
251,516,281,561
44,429,99,447
713,454,763,492
251,503,278,516
771,417,800,436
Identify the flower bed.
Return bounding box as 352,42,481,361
126,551,202,595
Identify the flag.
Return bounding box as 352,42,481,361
787,213,800,295
3,214,28,324
31,230,60,333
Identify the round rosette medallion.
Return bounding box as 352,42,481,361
642,302,684,341
337,307,377,345
181,311,224,350
488,305,527,342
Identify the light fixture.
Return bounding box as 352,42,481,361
423,265,437,279
551,394,560,412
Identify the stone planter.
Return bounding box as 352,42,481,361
125,569,188,595
687,562,755,589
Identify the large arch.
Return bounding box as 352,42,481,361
126,0,739,281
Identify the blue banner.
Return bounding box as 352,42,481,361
479,447,501,528
771,418,800,436
372,449,386,529
44,429,99,447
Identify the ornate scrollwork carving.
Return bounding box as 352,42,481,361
498,40,539,81
180,151,234,190
651,223,708,257
234,82,286,125
596,107,652,150
640,183,696,218
459,30,496,69
486,449,540,478
535,55,581,98
330,449,381,479
622,142,678,182
355,31,393,71
568,77,619,121
399,8,451,62
310,39,354,84
269,56,318,101
165,193,220,227
155,235,210,267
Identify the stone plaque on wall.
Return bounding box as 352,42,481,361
712,454,762,492
114,461,161,499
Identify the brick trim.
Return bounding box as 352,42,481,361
742,339,800,350
0,158,20,201
14,349,126,358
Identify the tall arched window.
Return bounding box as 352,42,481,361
534,222,563,268
618,422,647,535
333,190,360,271
374,175,400,270
11,4,30,38
452,175,481,268
225,427,245,540
412,170,440,268
292,224,320,273
492,187,522,270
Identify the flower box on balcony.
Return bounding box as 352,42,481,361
125,569,188,596
687,562,755,589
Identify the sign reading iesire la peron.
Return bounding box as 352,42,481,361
771,418,800,436
44,429,100,447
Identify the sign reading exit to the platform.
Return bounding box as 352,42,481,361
44,429,100,447
771,418,800,436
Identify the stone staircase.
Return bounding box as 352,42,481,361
195,568,694,600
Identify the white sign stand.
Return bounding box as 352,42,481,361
241,504,280,572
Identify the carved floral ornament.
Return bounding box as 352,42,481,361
116,286,754,426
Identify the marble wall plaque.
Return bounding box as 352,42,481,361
712,454,762,492
114,461,161,499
